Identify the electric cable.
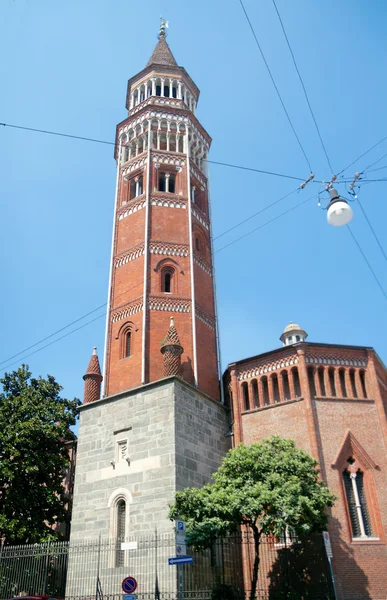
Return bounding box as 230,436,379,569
0,189,307,371
337,134,387,177
0,121,306,183
355,196,387,262
215,193,314,254
271,0,334,174
238,0,313,173
347,226,387,302
213,187,299,241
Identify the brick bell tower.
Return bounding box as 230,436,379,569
102,22,220,400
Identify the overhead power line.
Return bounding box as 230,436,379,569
337,134,387,177
347,226,387,302
238,0,312,173
215,194,314,254
213,187,299,241
356,196,387,262
271,0,334,174
0,121,307,183
0,187,307,371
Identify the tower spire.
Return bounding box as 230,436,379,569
83,346,103,404
160,317,184,377
146,18,177,68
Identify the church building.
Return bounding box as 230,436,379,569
68,24,387,600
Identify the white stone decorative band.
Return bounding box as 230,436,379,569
192,208,209,230
305,356,367,368
195,304,216,330
115,244,145,268
150,242,189,257
193,255,212,275
118,198,146,220
148,296,191,313
238,357,299,380
111,299,144,323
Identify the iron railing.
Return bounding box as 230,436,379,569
0,532,333,600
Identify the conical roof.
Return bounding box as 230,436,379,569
161,317,182,348
146,33,178,68
84,347,102,378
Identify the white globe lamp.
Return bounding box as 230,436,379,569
327,188,353,227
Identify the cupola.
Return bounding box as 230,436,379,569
280,322,308,346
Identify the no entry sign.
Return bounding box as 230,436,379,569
122,576,137,593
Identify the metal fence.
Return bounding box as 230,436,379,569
0,532,334,600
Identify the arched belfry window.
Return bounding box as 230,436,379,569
161,267,175,294
158,172,176,193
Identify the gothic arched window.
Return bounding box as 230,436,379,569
343,467,372,538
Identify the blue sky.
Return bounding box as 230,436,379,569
0,0,386,405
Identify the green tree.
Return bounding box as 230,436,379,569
0,365,80,544
169,437,335,600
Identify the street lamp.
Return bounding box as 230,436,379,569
326,188,353,226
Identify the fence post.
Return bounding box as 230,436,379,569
95,533,102,600
43,541,51,595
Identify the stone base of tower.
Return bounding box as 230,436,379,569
69,377,230,541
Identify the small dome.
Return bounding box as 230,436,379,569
283,322,302,334
280,322,308,346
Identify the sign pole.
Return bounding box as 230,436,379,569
179,563,183,600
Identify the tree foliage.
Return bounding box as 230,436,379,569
0,365,81,544
169,437,335,600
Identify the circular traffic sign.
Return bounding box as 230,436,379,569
122,576,137,593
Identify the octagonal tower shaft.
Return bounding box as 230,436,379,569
102,34,220,400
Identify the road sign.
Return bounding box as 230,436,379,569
176,520,186,533
123,595,137,600
323,531,333,559
122,576,137,593
176,543,187,556
168,556,193,565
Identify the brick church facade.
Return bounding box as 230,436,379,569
70,25,387,600
225,323,387,600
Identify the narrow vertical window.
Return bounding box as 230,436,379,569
242,382,250,411
359,370,367,398
292,368,301,397
195,237,200,251
339,368,347,398
261,377,269,406
350,369,357,398
282,371,290,400
251,379,259,408
318,367,326,396
164,272,171,293
169,173,176,193
343,468,372,538
308,367,316,397
125,332,131,358
272,374,280,403
116,500,126,566
159,172,166,192
329,367,336,397
156,84,161,96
